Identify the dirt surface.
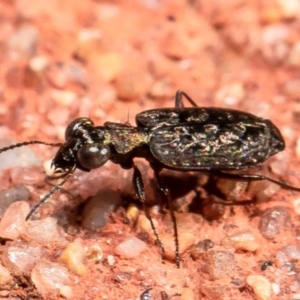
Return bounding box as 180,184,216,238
1,1,300,300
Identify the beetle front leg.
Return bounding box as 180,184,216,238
152,168,180,268
132,165,166,258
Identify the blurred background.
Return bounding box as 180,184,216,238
0,0,300,154
1,1,300,299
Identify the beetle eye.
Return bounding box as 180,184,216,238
65,118,94,140
77,144,110,169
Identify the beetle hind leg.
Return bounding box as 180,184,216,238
213,170,300,192
175,90,198,108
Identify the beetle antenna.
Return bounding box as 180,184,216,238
124,107,131,126
0,141,63,153
25,168,75,221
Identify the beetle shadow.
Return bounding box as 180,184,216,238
158,171,260,221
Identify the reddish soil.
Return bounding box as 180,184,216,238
1,1,300,299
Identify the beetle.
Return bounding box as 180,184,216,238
0,90,299,267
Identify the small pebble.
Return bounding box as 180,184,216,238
0,185,31,216
23,62,43,89
126,203,139,222
0,264,13,286
85,244,103,263
60,240,87,276
160,291,169,300
107,255,115,266
74,28,102,61
76,167,118,199
161,26,202,59
115,70,152,101
29,55,49,72
148,80,171,98
282,245,300,259
0,201,30,240
290,280,300,292
31,259,70,296
216,178,248,201
7,24,39,60
221,229,261,252
50,89,78,107
261,24,289,65
59,285,73,299
0,140,40,170
296,136,300,161
10,166,44,185
114,272,132,283
200,251,236,280
278,0,300,19
200,282,227,300
181,288,195,300
284,79,300,101
268,152,288,177
248,180,280,203
90,52,122,82
25,217,66,245
200,197,225,220
115,237,147,259
81,189,122,229
2,242,42,272
47,107,70,126
136,214,159,238
276,251,288,268
247,275,272,300
161,232,194,262
190,239,214,260
163,211,204,233
93,84,117,113
272,283,280,295
215,82,245,107
258,206,292,240
47,62,88,89
295,273,300,286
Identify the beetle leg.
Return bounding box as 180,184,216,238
132,165,166,258
175,90,198,108
213,199,255,206
212,171,300,192
152,168,180,267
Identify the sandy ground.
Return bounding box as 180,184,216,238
1,1,300,299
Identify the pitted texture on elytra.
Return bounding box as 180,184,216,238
136,107,271,127
138,107,284,170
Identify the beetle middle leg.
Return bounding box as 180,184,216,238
212,170,300,192
132,165,166,260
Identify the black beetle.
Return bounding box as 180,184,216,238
0,90,299,267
